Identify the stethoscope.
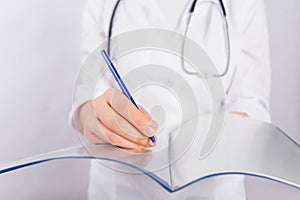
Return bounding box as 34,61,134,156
107,0,231,79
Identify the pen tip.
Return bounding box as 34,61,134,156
150,136,156,143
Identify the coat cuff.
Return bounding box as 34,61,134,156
226,98,271,123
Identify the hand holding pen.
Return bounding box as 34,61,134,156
101,50,156,144
76,51,158,150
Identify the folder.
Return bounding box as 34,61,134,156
1,115,299,192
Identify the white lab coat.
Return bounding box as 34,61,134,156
73,0,271,199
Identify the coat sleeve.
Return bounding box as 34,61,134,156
226,0,271,123
80,0,107,63
70,0,111,129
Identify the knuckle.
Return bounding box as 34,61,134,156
96,92,106,104
95,127,104,137
135,115,150,128
107,134,118,145
105,88,115,97
136,138,147,146
138,105,147,114
94,99,106,114
107,118,119,130
94,105,103,117
137,104,143,109
105,88,120,106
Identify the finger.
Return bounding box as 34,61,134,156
94,98,152,144
83,128,107,144
139,105,158,130
98,120,153,150
139,105,152,119
104,88,158,137
83,111,108,141
93,100,155,147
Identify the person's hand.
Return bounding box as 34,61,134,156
77,88,158,150
232,112,249,117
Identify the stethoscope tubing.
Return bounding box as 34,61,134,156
107,0,230,79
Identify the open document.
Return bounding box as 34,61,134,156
0,115,299,192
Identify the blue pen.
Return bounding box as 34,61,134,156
101,50,156,143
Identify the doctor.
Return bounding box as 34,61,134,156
72,0,271,199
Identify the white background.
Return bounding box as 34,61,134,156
0,0,299,199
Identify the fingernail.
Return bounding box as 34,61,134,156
148,139,156,147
